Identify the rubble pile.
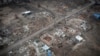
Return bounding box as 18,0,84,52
66,19,91,31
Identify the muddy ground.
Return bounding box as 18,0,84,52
0,0,100,56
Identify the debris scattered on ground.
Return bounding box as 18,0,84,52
23,25,29,32
42,44,50,51
0,0,100,56
66,19,91,31
53,29,65,37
